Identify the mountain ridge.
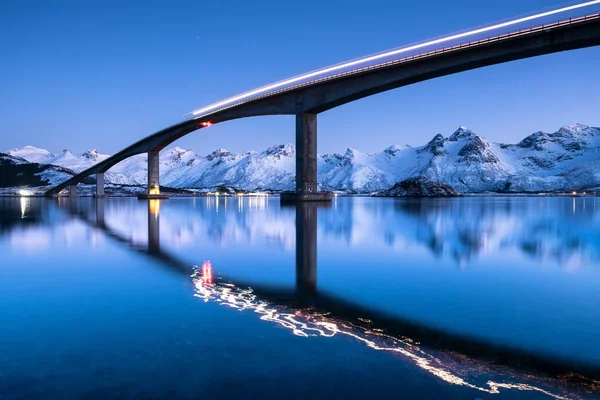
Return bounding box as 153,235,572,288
6,123,600,193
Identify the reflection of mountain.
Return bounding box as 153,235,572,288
5,198,599,398
321,197,600,266
101,197,296,251
0,198,107,251
390,197,600,266
94,196,600,268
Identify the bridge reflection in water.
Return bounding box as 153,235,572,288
59,198,600,400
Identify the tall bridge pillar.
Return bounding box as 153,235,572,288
281,113,332,203
69,183,78,198
95,172,106,197
138,149,169,199
297,113,318,194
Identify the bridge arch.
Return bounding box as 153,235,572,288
45,13,600,198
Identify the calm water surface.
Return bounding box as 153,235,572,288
1,196,600,399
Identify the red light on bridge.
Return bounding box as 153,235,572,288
200,121,213,128
201,261,213,284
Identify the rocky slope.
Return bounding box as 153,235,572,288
6,123,600,193
0,153,75,188
375,177,461,197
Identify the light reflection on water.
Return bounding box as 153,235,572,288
3,196,600,399
191,261,595,400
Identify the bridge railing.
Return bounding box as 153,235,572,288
189,2,600,119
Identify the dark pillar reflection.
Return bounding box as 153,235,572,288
296,203,317,293
294,202,330,294
95,198,106,228
68,196,78,214
148,199,160,254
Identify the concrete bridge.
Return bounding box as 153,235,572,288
45,9,600,201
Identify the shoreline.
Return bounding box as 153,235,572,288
1,191,596,198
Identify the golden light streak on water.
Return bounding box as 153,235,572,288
149,199,160,217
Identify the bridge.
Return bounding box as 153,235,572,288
45,3,600,201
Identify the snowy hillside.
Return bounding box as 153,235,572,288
0,152,76,188
6,123,600,193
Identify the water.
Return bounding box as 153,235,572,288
1,195,600,399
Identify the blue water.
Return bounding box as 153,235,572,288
1,196,600,399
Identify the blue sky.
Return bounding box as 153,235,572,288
1,0,599,155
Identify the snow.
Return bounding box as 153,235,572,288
8,145,51,163
6,124,600,193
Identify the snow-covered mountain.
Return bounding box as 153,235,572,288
6,123,600,193
0,152,76,188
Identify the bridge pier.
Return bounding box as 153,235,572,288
69,183,78,198
138,149,169,199
281,113,332,203
95,172,107,198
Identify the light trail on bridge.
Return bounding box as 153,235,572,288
190,0,600,118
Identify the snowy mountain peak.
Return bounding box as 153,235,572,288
559,123,591,134
206,148,231,161
516,124,600,153
449,126,475,141
8,145,51,163
15,145,49,153
81,149,100,161
344,148,359,159
555,124,600,141
420,133,446,156
457,136,499,164
261,144,295,157
162,146,195,167
172,146,190,154
383,145,409,156
164,146,192,159
516,131,547,150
